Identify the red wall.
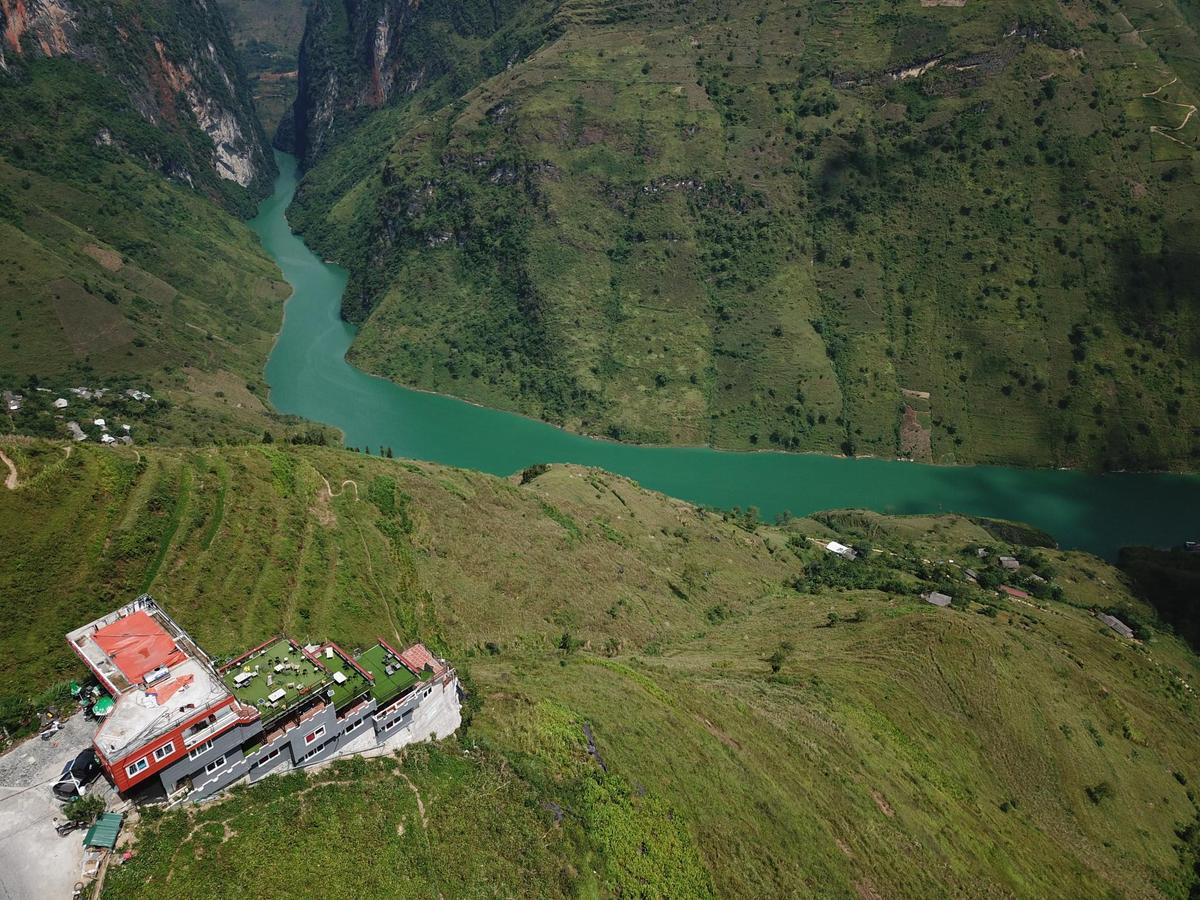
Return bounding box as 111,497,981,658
98,697,247,792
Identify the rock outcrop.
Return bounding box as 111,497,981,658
0,0,275,202
288,0,557,164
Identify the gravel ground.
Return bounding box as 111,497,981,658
0,713,104,899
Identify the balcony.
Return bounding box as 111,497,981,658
183,710,238,748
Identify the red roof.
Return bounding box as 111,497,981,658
398,643,445,677
92,610,185,684
1000,585,1029,599
146,673,194,705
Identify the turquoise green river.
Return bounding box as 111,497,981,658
257,153,1199,560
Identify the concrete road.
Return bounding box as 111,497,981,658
0,714,98,900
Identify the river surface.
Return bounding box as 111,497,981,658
257,153,1199,560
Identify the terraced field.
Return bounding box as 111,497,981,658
2,440,1198,896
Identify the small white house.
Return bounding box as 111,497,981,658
999,556,1019,570
923,591,953,608
53,398,69,409
825,541,858,560
93,418,107,430
100,433,116,445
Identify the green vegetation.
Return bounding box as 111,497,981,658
2,439,1199,896
0,4,301,446
291,0,1200,470
63,794,107,825
1120,545,1200,651
217,0,309,136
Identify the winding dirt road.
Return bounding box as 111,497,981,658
1143,76,1198,147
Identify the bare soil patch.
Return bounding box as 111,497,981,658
82,243,123,271
0,449,17,490
696,714,742,751
899,405,933,462
871,790,895,817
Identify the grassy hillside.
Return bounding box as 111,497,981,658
290,0,1200,470
0,8,308,446
2,439,1198,897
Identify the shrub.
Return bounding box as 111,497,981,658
1085,781,1113,804
63,794,105,823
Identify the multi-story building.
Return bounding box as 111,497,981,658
67,595,460,803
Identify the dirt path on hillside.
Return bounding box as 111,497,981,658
321,475,359,500
1143,76,1198,147
397,771,428,828
0,449,18,489
355,521,403,646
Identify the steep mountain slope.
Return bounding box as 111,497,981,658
288,0,1200,470
217,0,309,137
0,0,305,444
2,439,1198,897
1,0,276,204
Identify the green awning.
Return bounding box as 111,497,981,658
83,812,123,849
92,697,114,716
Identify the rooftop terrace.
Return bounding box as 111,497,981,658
357,644,419,705
67,598,235,760
221,638,331,723
317,644,372,711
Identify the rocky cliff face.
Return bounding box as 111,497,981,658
0,0,275,204
288,0,557,164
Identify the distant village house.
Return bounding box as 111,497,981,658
1096,613,1135,639
825,541,859,560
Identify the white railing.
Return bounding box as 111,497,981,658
183,710,237,748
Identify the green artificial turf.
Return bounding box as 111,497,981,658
356,644,418,705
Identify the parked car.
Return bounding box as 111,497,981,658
52,748,101,800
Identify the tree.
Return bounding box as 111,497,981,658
767,640,795,673
63,794,105,824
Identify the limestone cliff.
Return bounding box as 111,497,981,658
0,0,275,205
288,0,557,164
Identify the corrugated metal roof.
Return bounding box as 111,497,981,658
84,812,123,849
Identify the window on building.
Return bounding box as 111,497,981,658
204,755,227,775
304,726,325,745
126,758,148,778
153,741,175,762
252,748,280,769
188,739,214,760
